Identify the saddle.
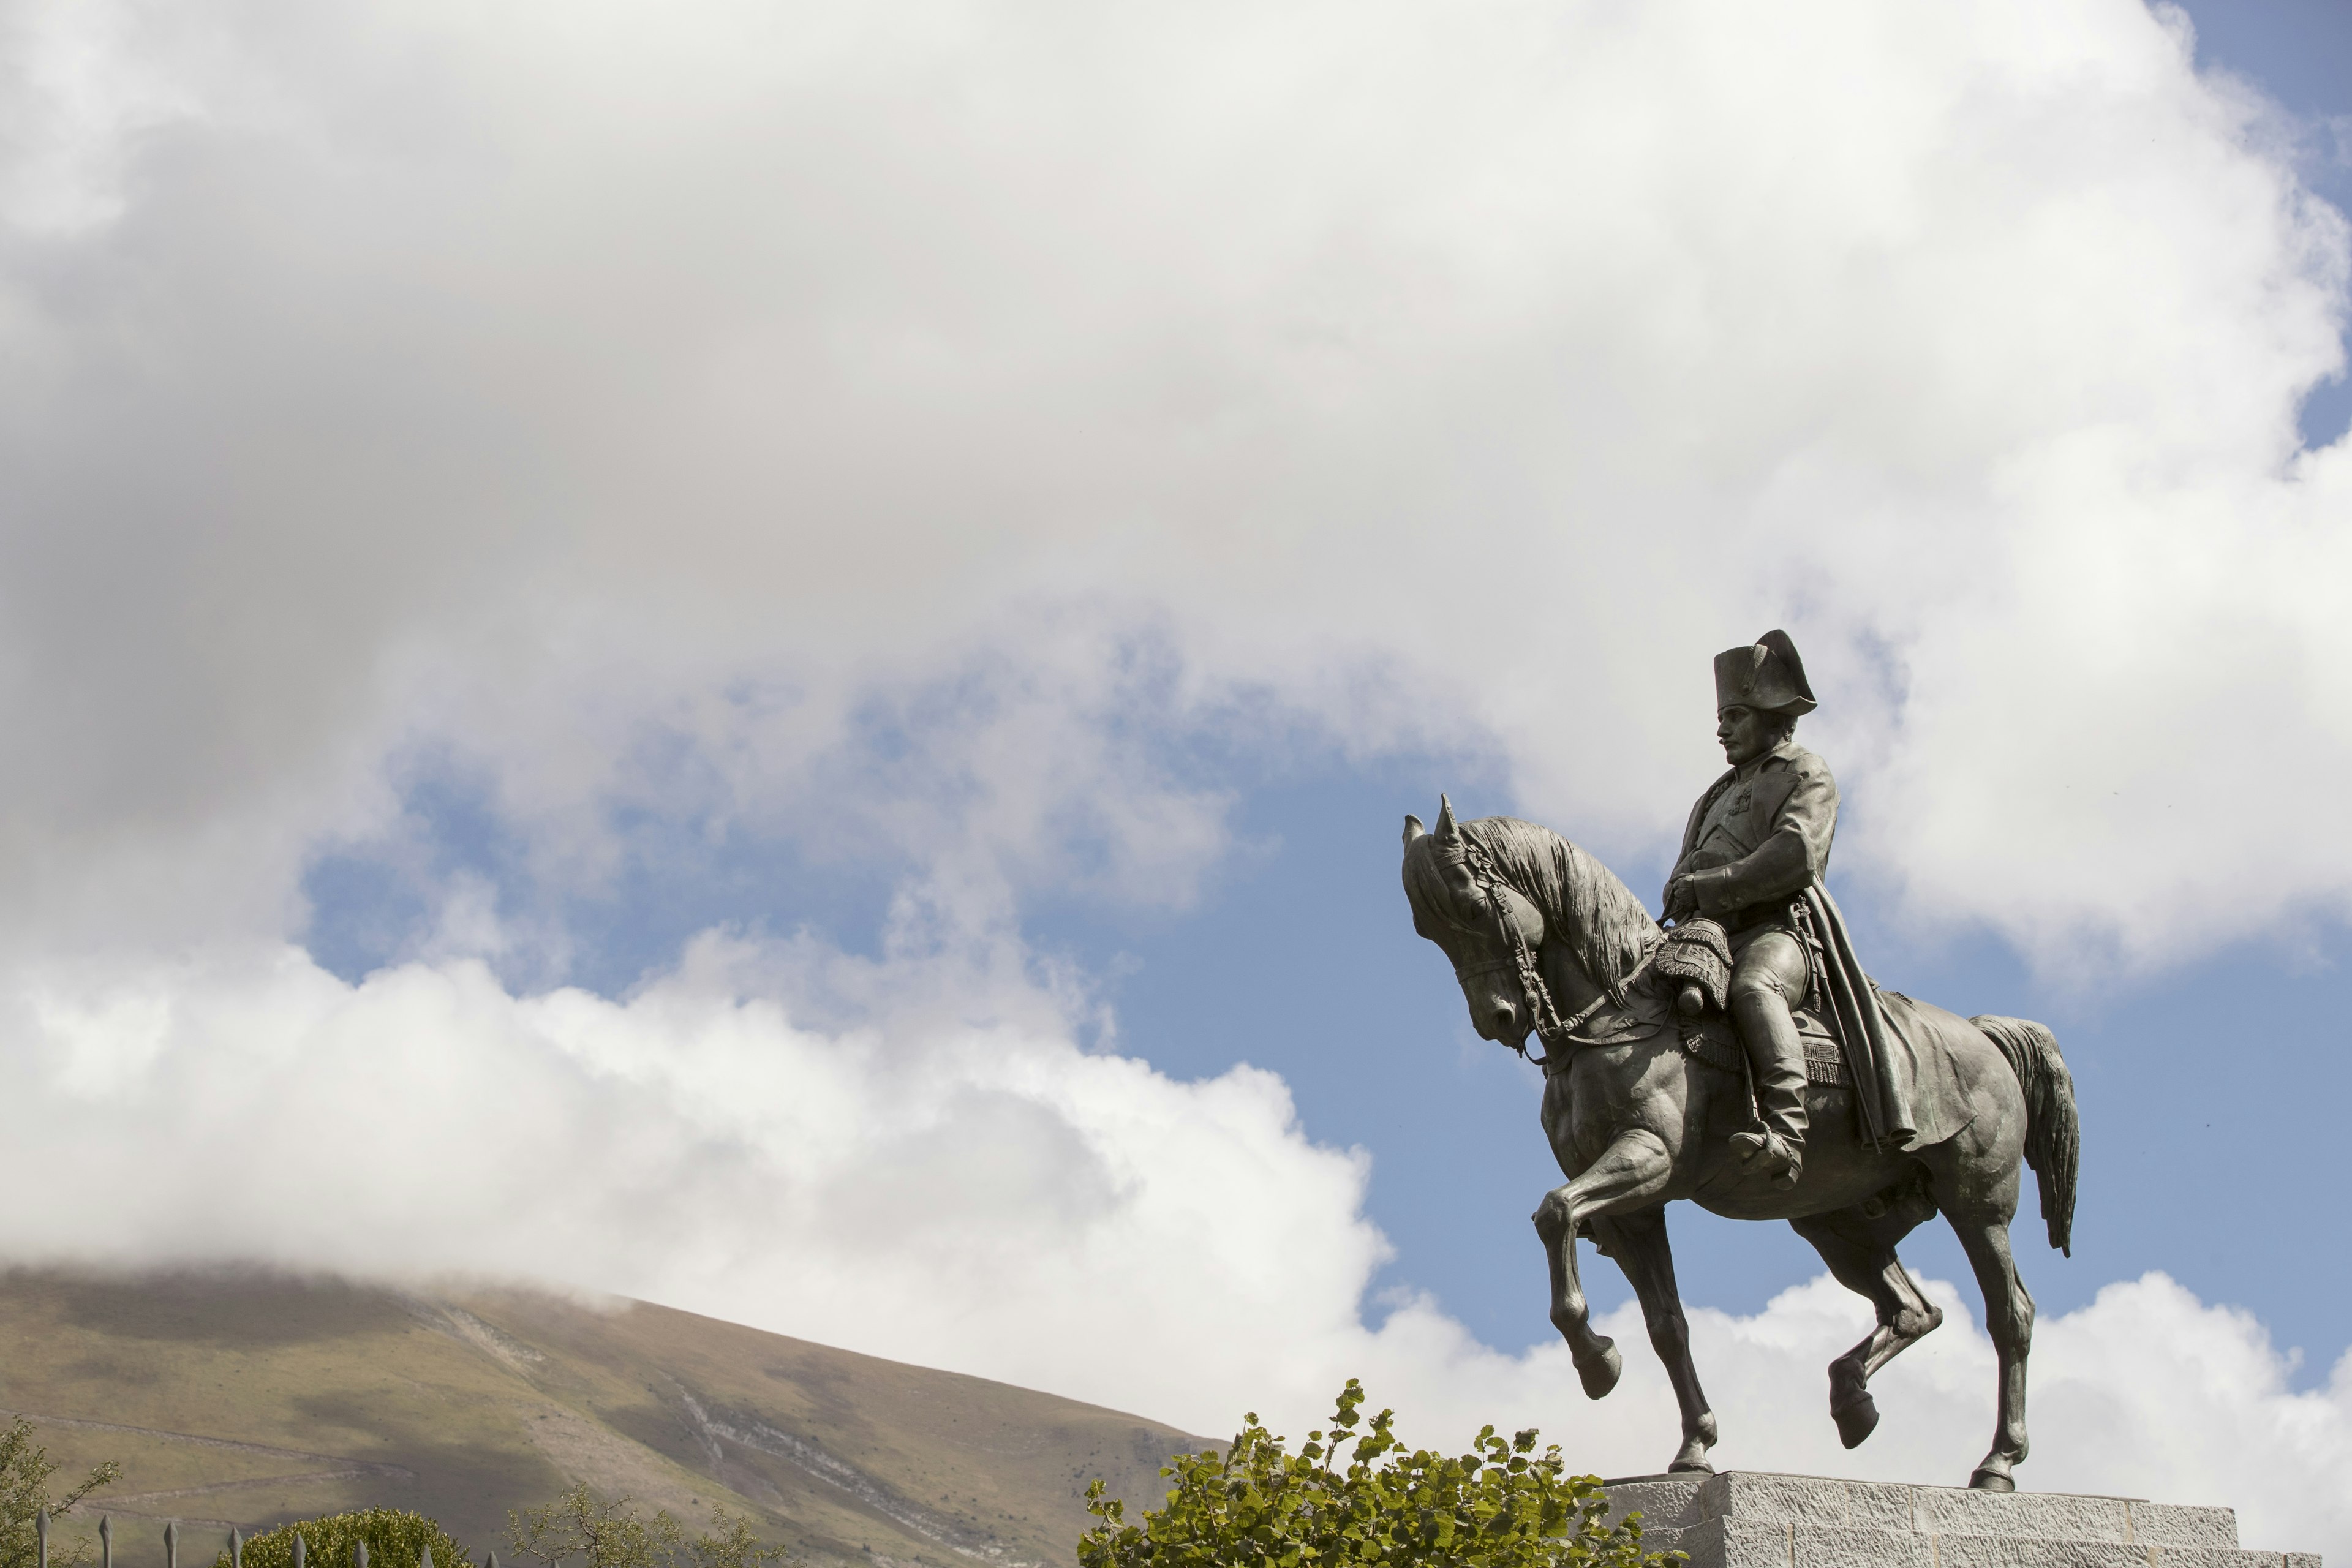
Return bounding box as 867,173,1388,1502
1673,1008,1854,1087
1653,915,1851,1085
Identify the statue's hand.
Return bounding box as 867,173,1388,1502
1663,876,1697,921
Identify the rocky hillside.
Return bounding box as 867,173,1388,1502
0,1270,1204,1568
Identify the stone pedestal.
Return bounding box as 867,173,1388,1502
1597,1471,2321,1568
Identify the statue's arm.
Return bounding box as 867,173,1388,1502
1664,769,1735,909
1681,756,1839,918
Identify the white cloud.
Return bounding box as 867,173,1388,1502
0,0,2340,968
2,940,2345,1557
0,0,202,234
0,2,2346,1558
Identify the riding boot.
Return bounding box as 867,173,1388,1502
1729,987,1808,1189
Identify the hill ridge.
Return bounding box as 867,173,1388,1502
0,1268,1201,1568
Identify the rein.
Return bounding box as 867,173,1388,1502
1456,838,1623,1069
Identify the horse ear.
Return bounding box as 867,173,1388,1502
1434,794,1460,843
1401,815,1426,849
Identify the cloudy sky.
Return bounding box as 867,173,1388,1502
3,0,2350,1556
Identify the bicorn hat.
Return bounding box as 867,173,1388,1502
1712,629,1817,715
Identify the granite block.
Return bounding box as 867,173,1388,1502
1789,1523,1934,1568
1627,1526,1698,1556
1711,1516,1795,1568
1649,1518,1723,1568
1704,1472,1861,1528
1604,1475,1709,1532
1846,1482,1918,1534
2128,1507,2241,1550
1912,1487,2135,1544
2146,1551,2286,1568
1931,1535,2149,1568
1585,1473,2318,1568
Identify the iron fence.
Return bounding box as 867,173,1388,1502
35,1513,500,1568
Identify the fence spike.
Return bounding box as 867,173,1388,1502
485,1552,498,1568
355,1542,368,1568
36,1510,48,1568
293,1535,306,1568
165,1521,179,1568
420,1548,434,1568
99,1516,112,1568
231,1531,243,1568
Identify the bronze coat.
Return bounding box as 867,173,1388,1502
1667,742,1943,1149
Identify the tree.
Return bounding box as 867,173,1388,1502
208,1508,473,1568
681,1509,779,1568
507,1485,783,1568
0,1417,120,1568
1076,1381,1678,1568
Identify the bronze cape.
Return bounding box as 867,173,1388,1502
1792,880,1934,1149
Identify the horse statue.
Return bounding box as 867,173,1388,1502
1398,797,2079,1491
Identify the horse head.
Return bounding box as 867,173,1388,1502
1399,795,1557,1048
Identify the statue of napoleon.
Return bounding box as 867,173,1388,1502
1400,630,2079,1490
1663,629,1901,1189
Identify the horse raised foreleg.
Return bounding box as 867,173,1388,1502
1591,1208,1717,1473
1532,1128,1673,1400
1952,1215,2035,1490
1789,1204,1943,1449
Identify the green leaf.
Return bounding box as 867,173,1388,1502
1070,1385,1681,1568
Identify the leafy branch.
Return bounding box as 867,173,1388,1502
1078,1380,1677,1568
0,1418,121,1568
507,1485,783,1568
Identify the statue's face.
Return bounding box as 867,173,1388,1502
1716,703,1783,766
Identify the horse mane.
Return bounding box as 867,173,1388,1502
1404,816,1661,1006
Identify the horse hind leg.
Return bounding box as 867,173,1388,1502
1790,1193,1943,1451
1921,1121,2036,1491
1951,1213,2035,1490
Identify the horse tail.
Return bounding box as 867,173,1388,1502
1971,1014,2079,1256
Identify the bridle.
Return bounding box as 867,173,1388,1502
1455,836,1620,1069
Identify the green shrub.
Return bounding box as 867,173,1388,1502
0,1417,119,1568
1077,1381,1677,1568
210,1509,473,1568
506,1485,781,1568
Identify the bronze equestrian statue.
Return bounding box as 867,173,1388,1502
1399,631,2078,1491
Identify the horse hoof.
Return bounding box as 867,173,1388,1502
1667,1445,1714,1474
1832,1393,1879,1450
1575,1341,1623,1400
1969,1468,2016,1493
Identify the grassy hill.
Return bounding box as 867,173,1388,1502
0,1269,1205,1568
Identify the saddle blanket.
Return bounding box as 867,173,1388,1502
1677,1010,1852,1086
